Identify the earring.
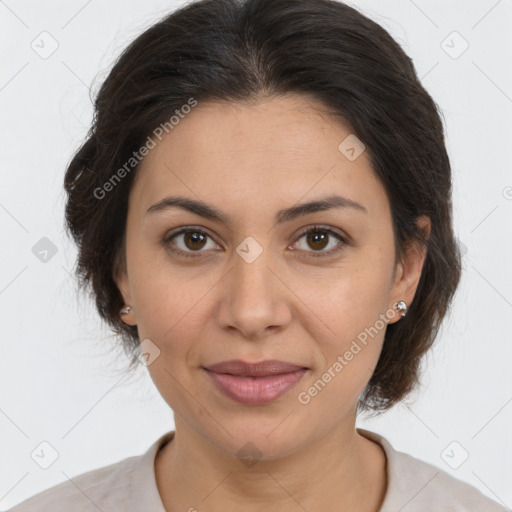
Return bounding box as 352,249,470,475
120,306,132,317
396,301,407,317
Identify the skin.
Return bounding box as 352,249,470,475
114,93,430,512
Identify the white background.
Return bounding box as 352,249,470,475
1,0,511,509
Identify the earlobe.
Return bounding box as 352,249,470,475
116,276,137,326
118,287,137,326
112,252,136,326
119,305,137,326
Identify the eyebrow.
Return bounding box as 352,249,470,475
145,194,367,225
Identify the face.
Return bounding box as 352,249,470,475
115,93,429,460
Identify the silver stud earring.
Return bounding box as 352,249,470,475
120,306,132,317
396,301,407,317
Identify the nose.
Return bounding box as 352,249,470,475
215,241,292,340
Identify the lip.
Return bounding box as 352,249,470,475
203,359,308,405
204,359,306,377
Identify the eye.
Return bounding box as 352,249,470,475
292,225,347,258
163,227,220,259
163,225,347,260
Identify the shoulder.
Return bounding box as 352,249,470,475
7,456,138,511
7,432,173,512
357,428,510,512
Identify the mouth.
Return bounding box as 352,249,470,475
202,359,309,404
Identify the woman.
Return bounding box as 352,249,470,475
9,0,508,510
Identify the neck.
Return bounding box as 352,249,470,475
154,417,387,512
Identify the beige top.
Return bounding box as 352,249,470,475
8,428,508,511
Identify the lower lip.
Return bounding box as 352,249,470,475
204,368,308,404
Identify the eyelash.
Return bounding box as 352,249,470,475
162,225,347,260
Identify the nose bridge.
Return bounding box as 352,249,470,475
217,234,290,338
234,236,274,297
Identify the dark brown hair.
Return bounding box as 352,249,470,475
63,0,462,414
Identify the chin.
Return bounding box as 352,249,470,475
223,433,302,463
199,414,310,462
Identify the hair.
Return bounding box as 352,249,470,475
63,0,462,414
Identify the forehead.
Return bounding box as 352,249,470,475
129,94,389,222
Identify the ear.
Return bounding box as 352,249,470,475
387,215,431,324
113,249,137,327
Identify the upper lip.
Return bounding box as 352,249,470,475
204,359,307,377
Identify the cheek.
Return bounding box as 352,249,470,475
128,258,223,395
125,237,204,336
295,346,380,425
132,273,210,414
292,255,392,340
134,275,208,350
291,259,391,400
295,292,389,418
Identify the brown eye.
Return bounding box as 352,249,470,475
183,231,208,250
163,228,220,258
305,230,329,251
294,226,347,258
